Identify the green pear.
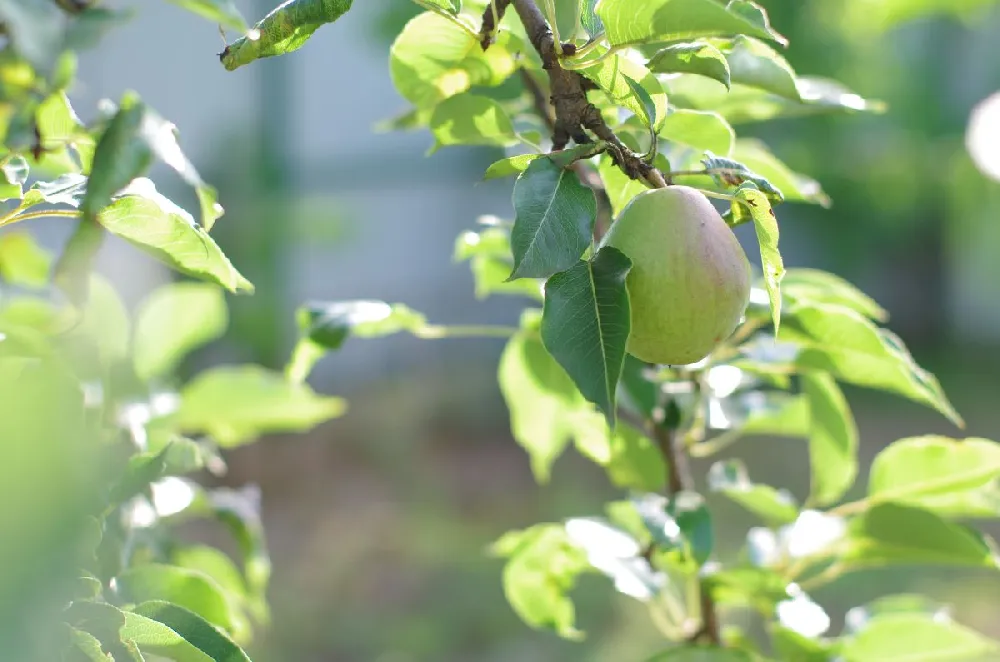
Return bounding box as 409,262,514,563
601,186,751,366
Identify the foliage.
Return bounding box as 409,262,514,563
3,0,999,660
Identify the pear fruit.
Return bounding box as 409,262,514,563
601,186,751,366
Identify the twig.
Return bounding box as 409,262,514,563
478,0,511,50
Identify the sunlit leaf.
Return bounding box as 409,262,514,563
647,41,730,89
803,371,858,507
733,182,783,332
596,0,785,48
840,612,1000,662
126,600,251,662
708,459,799,525
659,109,735,155
571,412,666,491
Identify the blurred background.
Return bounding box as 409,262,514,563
42,0,1000,659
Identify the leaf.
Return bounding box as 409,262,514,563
541,247,632,427
668,491,714,566
0,232,51,287
484,154,540,180
777,302,963,426
659,109,735,155
0,0,67,75
564,517,663,601
597,0,786,48
52,219,105,306
133,283,229,382
579,53,668,131
836,503,1000,570
107,441,205,507
771,625,833,662
498,327,585,482
579,0,603,37
492,524,590,640
454,227,543,300
97,178,253,294
700,153,784,201
167,0,248,32
65,626,112,662
429,94,519,150
781,268,887,322
708,459,799,525
803,371,858,507
116,564,238,635
647,41,731,89
0,155,28,200
731,139,830,206
167,365,347,447
23,172,88,208
171,545,253,643
598,153,648,215
296,300,427,349
389,11,517,108
867,436,1000,518
508,157,596,280
706,566,792,612
840,613,1000,662
220,0,353,71
127,600,251,661
65,601,143,662
733,182,784,332
571,412,666,491
722,35,799,100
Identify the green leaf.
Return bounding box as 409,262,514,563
598,153,648,216
541,247,632,427
508,156,596,280
706,566,792,612
0,231,51,287
571,412,666,491
597,0,785,48
23,172,88,208
492,524,589,640
52,219,105,306
107,440,206,507
867,436,1000,518
579,53,668,131
0,154,28,200
645,646,753,661
622,74,659,133
167,0,248,32
733,182,784,332
837,503,1000,570
126,600,251,661
498,327,585,482
781,268,887,322
0,0,67,76
167,365,347,447
579,0,603,38
659,109,735,155
116,564,239,634
454,227,543,300
647,41,731,89
840,613,1000,662
770,625,833,662
722,35,799,100
618,353,658,419
731,139,830,206
65,626,112,662
429,93,519,150
65,601,143,662
171,545,253,643
777,302,963,426
699,153,784,201
220,0,353,71
97,179,253,294
296,300,427,349
389,11,516,108
133,283,229,382
668,491,714,566
563,517,663,600
803,371,858,507
484,154,540,180
708,459,799,525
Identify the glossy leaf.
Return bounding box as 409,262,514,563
484,154,540,180
597,0,785,48
579,0,603,37
133,283,229,382
579,53,668,131
731,139,830,206
498,325,586,481
508,157,596,280
733,182,784,332
708,459,799,525
723,35,799,100
97,179,253,294
167,0,248,32
647,41,730,88
220,0,353,71
126,600,251,661
541,247,632,427
838,503,1000,570
167,365,347,447
781,268,887,322
22,172,88,209
492,524,589,640
777,302,962,426
659,109,735,155
571,412,666,491
389,12,517,108
868,436,1000,517
64,601,143,662
115,564,238,634
429,93,519,150
700,153,784,201
803,371,858,506
840,613,1000,662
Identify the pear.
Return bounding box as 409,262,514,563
601,186,751,366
